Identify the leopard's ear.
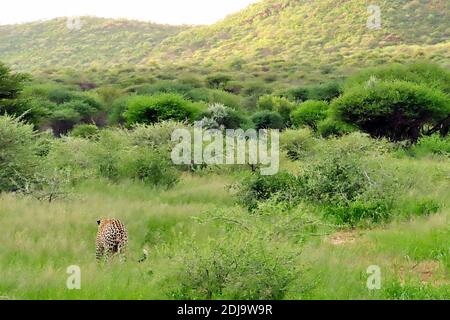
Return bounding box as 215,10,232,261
97,220,101,225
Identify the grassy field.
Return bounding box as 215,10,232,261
0,155,448,300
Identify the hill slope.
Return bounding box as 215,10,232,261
147,0,449,82
0,0,448,84
0,17,188,72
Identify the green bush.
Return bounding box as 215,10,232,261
206,73,231,90
258,95,296,124
70,124,99,139
108,96,130,125
48,107,81,136
0,62,29,101
197,103,249,129
0,97,49,127
48,136,98,181
290,100,328,130
317,118,355,138
408,134,450,157
280,128,317,161
129,121,186,149
126,81,193,96
251,110,285,130
120,147,179,188
171,236,296,300
345,62,450,94
0,115,40,192
298,133,397,226
234,171,301,211
283,86,309,102
333,80,450,141
308,82,342,101
47,87,74,104
49,128,180,188
187,88,244,110
124,93,203,125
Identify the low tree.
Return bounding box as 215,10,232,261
0,115,40,192
251,111,285,130
124,93,203,125
291,100,328,131
333,80,450,141
258,95,296,124
0,62,31,119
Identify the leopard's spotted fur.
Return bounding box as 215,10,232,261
96,219,128,261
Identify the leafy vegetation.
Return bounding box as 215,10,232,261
0,0,449,301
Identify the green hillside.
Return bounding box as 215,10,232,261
0,17,188,72
0,0,448,85
148,0,450,83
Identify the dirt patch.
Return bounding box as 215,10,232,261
398,260,445,285
328,231,357,245
413,260,441,284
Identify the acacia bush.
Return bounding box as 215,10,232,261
48,127,180,188
120,146,179,188
280,128,317,161
129,121,186,149
197,103,249,129
70,124,100,139
317,118,355,138
171,235,296,300
124,93,203,125
344,62,450,94
234,171,301,212
333,80,450,141
258,95,296,124
251,110,284,130
406,134,450,157
0,115,41,192
298,133,398,226
290,100,328,130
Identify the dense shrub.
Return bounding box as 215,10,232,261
282,82,341,102
317,118,355,138
124,94,203,125
206,73,231,90
48,127,180,188
407,134,450,157
108,96,130,125
308,82,342,101
258,95,296,124
70,124,100,139
48,107,81,136
345,62,450,94
251,110,285,130
0,63,29,101
299,133,397,226
332,80,450,141
290,100,328,130
234,171,301,211
0,97,49,127
121,147,179,188
197,103,249,129
186,88,244,110
129,121,186,149
280,128,317,161
0,115,40,192
284,86,309,102
171,236,296,300
125,81,193,96
242,81,271,97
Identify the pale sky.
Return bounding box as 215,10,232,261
0,0,260,25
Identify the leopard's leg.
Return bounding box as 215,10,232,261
118,243,127,263
96,242,104,262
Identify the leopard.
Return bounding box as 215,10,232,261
96,218,128,262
